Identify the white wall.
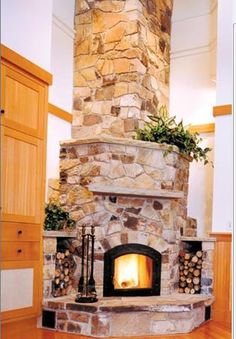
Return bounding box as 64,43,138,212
170,0,216,124
212,115,233,232
211,0,234,232
47,114,71,180
170,0,217,235
1,0,53,71
46,0,75,190
49,0,75,110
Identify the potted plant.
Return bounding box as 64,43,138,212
44,203,76,231
135,106,211,165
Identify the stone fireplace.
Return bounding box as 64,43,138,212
42,139,215,336
42,0,215,336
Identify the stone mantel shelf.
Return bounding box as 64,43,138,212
88,184,184,199
43,231,78,238
60,136,191,161
180,236,216,242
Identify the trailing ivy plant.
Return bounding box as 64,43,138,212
135,106,212,165
44,203,76,231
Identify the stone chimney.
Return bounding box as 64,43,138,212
73,0,173,139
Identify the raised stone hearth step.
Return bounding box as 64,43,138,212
42,294,214,337
89,184,184,199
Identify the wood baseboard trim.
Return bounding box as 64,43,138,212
1,44,52,85
213,105,232,117
48,103,72,123
1,316,37,336
188,123,215,134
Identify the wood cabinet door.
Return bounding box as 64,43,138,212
1,127,45,224
0,261,41,321
0,62,47,139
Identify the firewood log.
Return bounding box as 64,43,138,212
193,277,200,285
191,255,198,263
196,251,203,258
184,253,191,260
64,275,69,282
184,287,190,294
193,269,200,277
65,249,70,257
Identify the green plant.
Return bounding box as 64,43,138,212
135,106,211,164
44,203,76,231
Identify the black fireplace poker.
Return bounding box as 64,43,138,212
75,225,98,303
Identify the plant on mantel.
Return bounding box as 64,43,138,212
44,202,75,231
135,106,212,165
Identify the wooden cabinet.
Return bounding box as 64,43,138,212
0,45,52,323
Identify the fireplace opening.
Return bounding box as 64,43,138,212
103,244,161,297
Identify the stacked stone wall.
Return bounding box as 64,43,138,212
73,0,173,138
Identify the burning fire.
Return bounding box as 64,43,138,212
113,253,152,289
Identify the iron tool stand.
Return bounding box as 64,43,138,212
75,225,98,303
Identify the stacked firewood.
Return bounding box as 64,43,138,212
52,249,76,297
178,250,203,294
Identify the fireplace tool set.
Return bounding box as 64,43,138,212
75,225,98,303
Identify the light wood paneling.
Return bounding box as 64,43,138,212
209,232,232,326
1,223,40,241
1,242,40,261
48,103,72,123
2,127,43,224
1,62,47,139
1,46,49,325
213,104,232,117
1,44,52,85
1,320,232,339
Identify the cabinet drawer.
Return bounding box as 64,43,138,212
1,223,41,241
1,242,40,261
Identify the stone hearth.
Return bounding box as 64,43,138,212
42,294,214,336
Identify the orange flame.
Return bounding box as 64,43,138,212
113,254,153,289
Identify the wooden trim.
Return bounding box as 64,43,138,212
48,103,73,123
213,104,232,117
209,232,232,242
1,44,52,85
188,123,215,134
209,232,232,326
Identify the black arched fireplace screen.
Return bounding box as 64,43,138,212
103,243,161,297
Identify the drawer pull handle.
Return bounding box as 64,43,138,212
1,109,5,114
18,230,23,235
17,249,22,253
